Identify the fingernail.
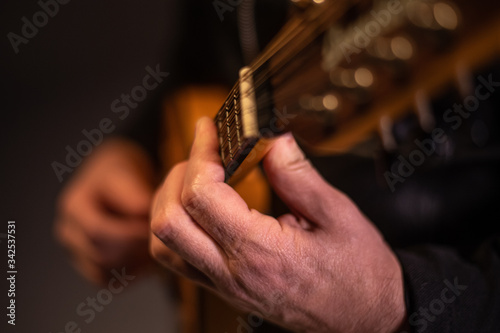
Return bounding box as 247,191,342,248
283,133,304,164
273,133,305,168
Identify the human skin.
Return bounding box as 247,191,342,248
150,117,407,332
55,139,155,285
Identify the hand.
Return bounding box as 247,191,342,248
150,117,407,332
55,139,155,285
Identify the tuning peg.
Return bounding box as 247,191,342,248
299,93,340,112
407,0,460,31
366,34,415,61
433,2,460,30
330,67,375,89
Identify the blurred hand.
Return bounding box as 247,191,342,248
150,117,407,332
55,139,155,285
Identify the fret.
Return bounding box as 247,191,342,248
227,108,236,127
223,145,231,165
228,121,238,144
214,66,264,183
226,96,234,115
216,85,242,169
216,110,226,162
226,121,233,159
234,101,242,146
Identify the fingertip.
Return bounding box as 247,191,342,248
264,132,306,175
192,116,219,156
195,116,216,138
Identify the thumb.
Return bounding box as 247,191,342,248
262,133,344,226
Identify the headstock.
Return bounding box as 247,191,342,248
263,0,500,154
218,0,500,184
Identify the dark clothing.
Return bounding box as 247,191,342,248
36,0,496,331
142,2,500,332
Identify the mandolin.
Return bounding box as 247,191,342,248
160,0,500,332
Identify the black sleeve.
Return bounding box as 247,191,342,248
396,237,500,333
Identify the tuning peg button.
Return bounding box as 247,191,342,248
330,67,375,89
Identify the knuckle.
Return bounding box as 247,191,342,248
149,239,172,264
150,215,178,245
84,222,106,242
149,210,164,235
181,183,208,213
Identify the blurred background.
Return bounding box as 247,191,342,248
2,0,500,332
0,0,180,331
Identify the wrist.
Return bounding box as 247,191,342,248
374,261,408,333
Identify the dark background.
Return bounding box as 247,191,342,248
2,1,500,332
0,1,181,331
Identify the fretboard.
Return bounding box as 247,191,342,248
215,85,259,183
